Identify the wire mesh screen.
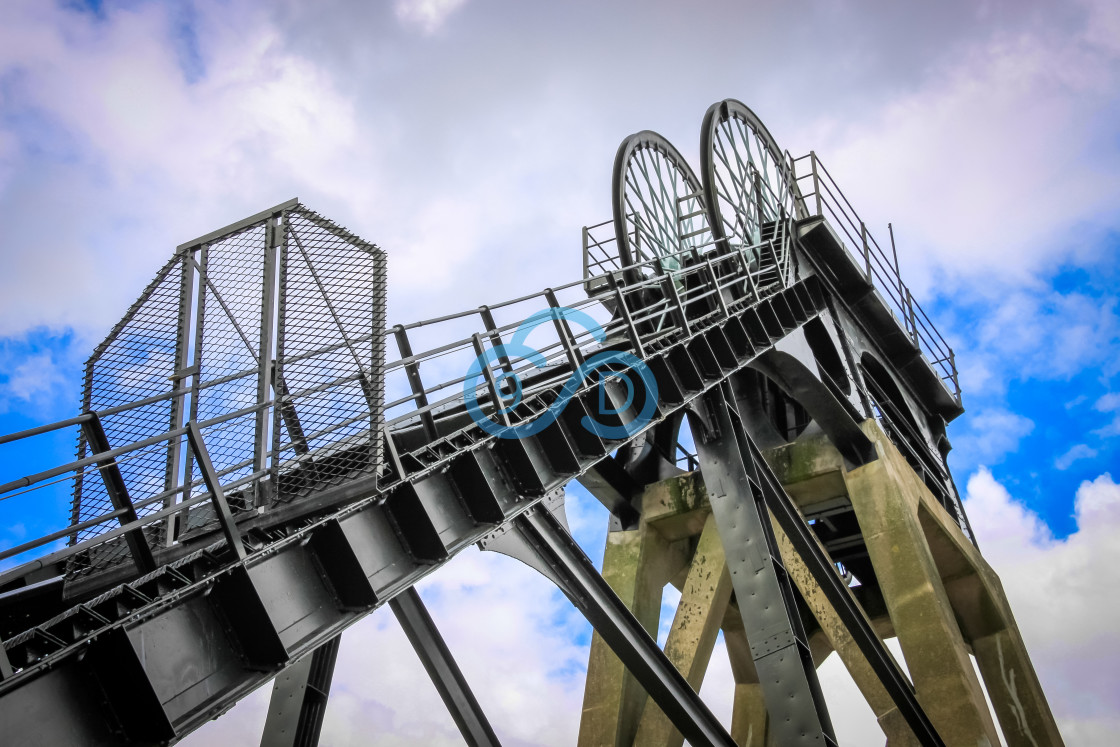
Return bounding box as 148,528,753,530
70,255,189,547
183,222,268,531
68,201,385,574
273,207,384,501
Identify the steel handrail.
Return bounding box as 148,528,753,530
2,221,804,581
790,151,960,401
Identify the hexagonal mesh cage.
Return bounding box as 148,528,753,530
67,200,385,577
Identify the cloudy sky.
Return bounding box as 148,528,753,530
1,0,1118,744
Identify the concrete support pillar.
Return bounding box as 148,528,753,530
578,515,683,747
844,435,1001,747
723,608,770,746
633,513,733,747
731,683,771,747
973,628,1064,747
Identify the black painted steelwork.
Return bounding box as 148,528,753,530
491,503,736,747
691,382,838,746
390,587,501,747
745,432,945,746
0,100,968,745
260,635,341,747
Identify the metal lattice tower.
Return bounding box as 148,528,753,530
0,100,1062,747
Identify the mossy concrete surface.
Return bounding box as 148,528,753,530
577,420,1063,747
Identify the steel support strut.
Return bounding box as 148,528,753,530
745,435,945,746
484,499,736,747
690,382,836,747
693,380,945,747
260,636,341,747
390,587,502,747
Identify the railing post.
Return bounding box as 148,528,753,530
811,151,822,217
906,288,919,347
544,288,586,371
582,225,590,280
704,259,731,319
861,221,872,283
662,273,688,330
607,272,645,357
950,350,960,400
888,222,902,281
478,305,513,375
787,151,797,191
471,333,513,428
186,421,247,561
394,325,438,442
737,246,759,303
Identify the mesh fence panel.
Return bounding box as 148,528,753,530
70,256,188,544
68,202,385,578
183,222,267,531
273,207,383,500
66,255,189,576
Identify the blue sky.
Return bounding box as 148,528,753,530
1,0,1118,744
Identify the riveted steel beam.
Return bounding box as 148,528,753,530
485,501,735,747
689,382,836,747
391,587,501,747
260,635,341,747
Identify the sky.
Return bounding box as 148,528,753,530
0,0,1118,744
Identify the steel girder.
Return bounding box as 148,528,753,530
691,379,943,747
390,587,501,747
260,635,341,747
481,500,736,747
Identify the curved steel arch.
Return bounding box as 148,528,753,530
700,99,804,288
611,131,712,272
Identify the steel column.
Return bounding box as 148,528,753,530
488,503,736,747
254,215,281,506
260,635,342,747
166,252,196,544
718,383,945,746
689,383,836,747
390,587,501,747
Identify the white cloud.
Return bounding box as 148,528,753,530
964,468,1120,743
950,408,1034,467
1054,443,1098,470
815,19,1120,291
1,351,65,401
940,286,1120,405
0,349,69,412
1093,393,1120,437
0,0,383,336
394,0,468,35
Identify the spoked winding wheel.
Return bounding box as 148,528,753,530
701,99,804,291
611,131,713,276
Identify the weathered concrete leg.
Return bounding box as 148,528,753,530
633,513,733,747
723,608,769,747
771,518,920,747
731,683,771,747
918,495,1065,746
973,628,1063,747
578,515,684,747
844,438,1001,747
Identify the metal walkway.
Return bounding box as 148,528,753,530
0,99,964,746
